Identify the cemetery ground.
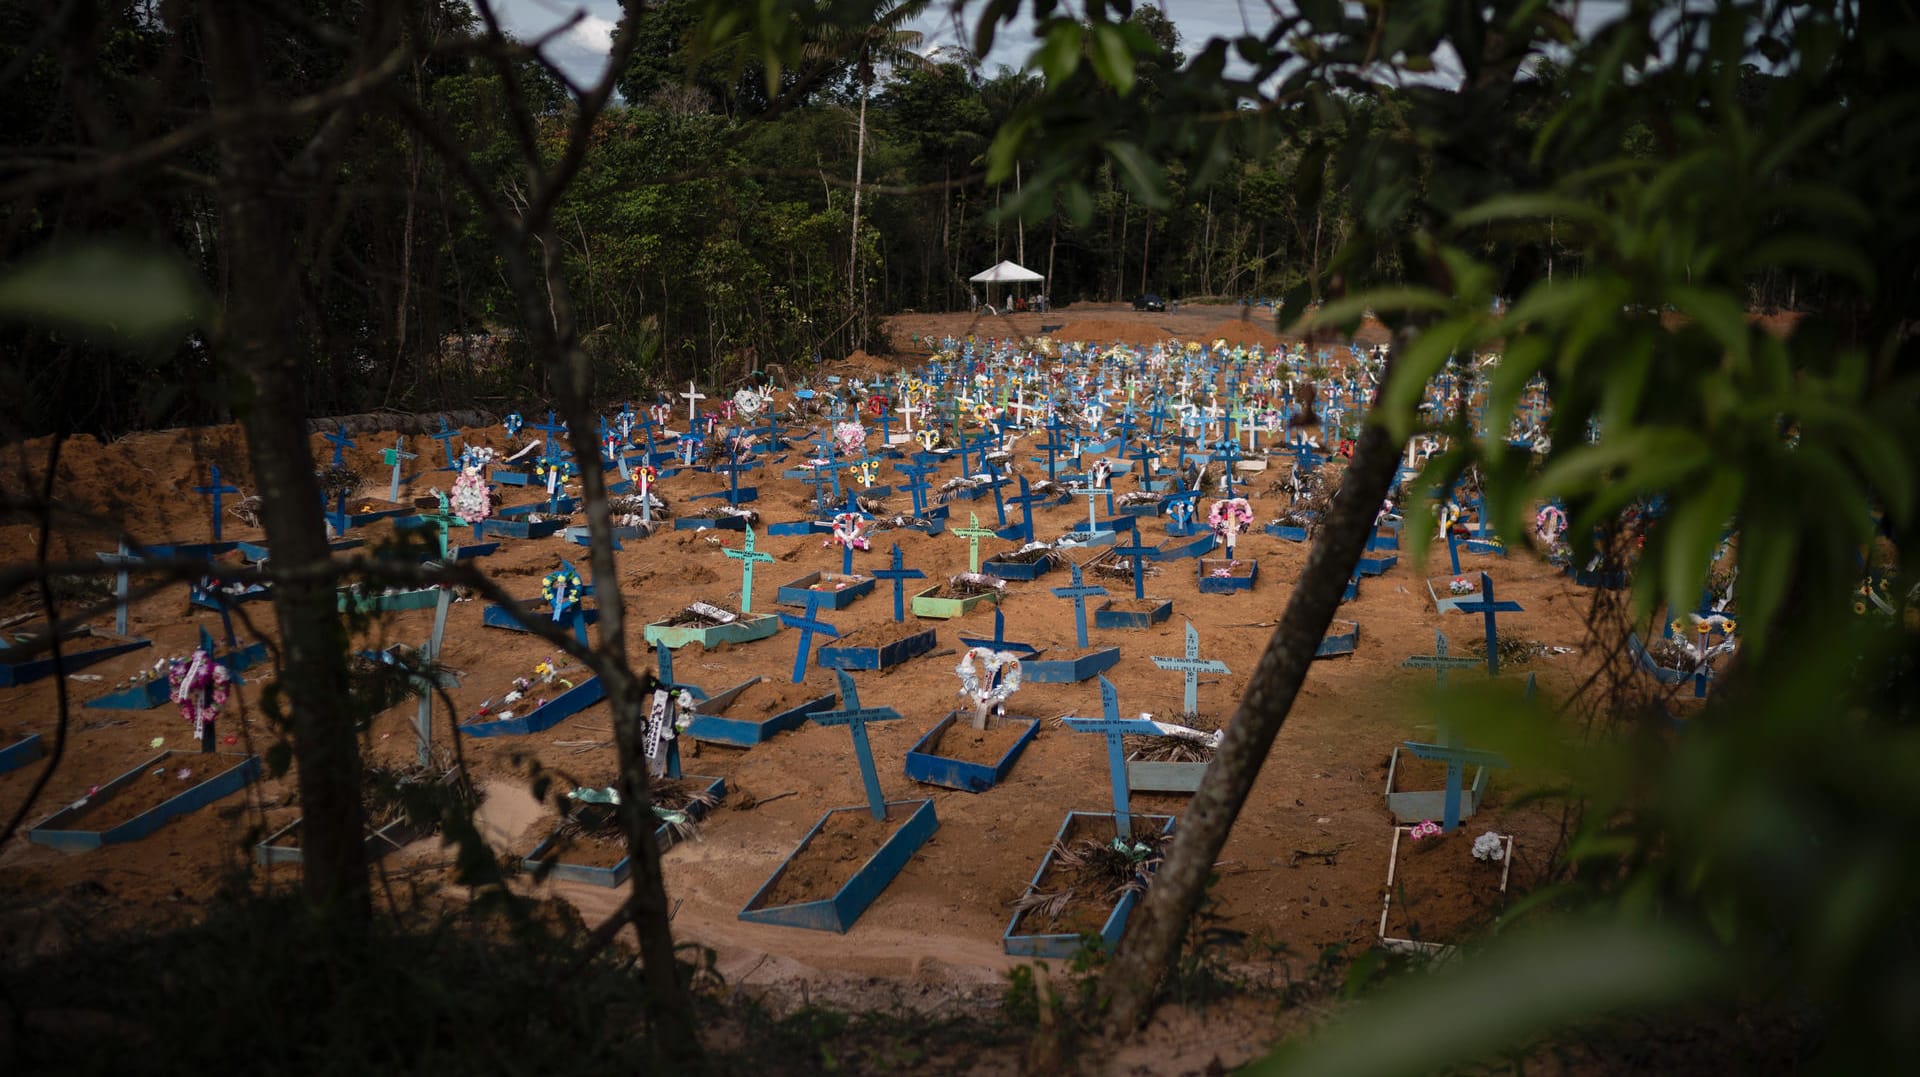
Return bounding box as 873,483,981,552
1,303,1636,1071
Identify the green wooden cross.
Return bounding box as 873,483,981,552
952,511,997,574
723,525,774,614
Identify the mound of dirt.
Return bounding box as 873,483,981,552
1049,318,1170,346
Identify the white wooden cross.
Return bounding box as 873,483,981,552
681,380,707,424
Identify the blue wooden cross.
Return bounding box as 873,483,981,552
428,416,462,469
1126,440,1158,489
1008,475,1051,543
322,428,355,468
1454,572,1523,675
99,540,136,637
957,606,1038,657
1151,620,1231,717
1446,530,1465,575
805,459,839,513
1163,487,1203,537
1062,676,1163,832
1401,630,1480,689
712,452,756,505
196,465,239,542
1404,725,1509,832
1050,563,1108,649
895,461,934,517
815,672,903,821
544,560,591,646
1037,421,1074,481
723,525,774,614
1066,481,1108,539
776,592,839,683
978,458,1010,525
535,439,571,514
531,409,567,444
1110,538,1157,600
870,543,924,623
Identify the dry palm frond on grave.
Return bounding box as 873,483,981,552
1124,713,1221,763
660,601,742,629
230,494,263,528
852,494,890,515
1010,831,1171,926
1466,631,1552,667
609,493,670,520
936,475,986,503
362,753,480,830
1115,490,1160,508
1087,547,1159,583
944,572,1006,599
993,543,1066,568
316,463,363,501
554,779,721,847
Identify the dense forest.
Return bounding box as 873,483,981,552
1,0,1826,439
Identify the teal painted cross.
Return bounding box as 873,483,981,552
776,592,839,683
1062,675,1163,833
195,465,239,541
1402,630,1479,689
1151,621,1230,717
724,526,774,613
1454,572,1523,676
952,512,997,574
870,543,924,623
814,670,904,820
1051,563,1108,649
383,436,418,503
409,586,460,766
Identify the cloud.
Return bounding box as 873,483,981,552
562,13,615,54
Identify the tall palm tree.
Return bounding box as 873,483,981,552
808,0,932,327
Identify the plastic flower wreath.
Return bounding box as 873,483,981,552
1448,576,1476,595
1207,498,1255,554
541,567,583,613
169,648,232,740
834,421,867,456
826,512,872,553
1408,820,1443,842
955,646,1022,730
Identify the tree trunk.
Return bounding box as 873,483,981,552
527,216,704,1066
849,81,868,329
1098,329,1411,1033
200,1,370,927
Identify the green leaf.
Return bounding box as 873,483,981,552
1659,470,1742,621
0,241,208,344
1034,21,1083,83
1747,234,1876,293
1302,287,1451,334
1668,285,1752,369
1451,192,1606,231
1245,919,1724,1077
1089,23,1136,96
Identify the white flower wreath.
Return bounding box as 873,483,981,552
955,646,1023,729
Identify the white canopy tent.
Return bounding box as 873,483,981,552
969,260,1044,310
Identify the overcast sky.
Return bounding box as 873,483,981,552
482,1,1295,90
